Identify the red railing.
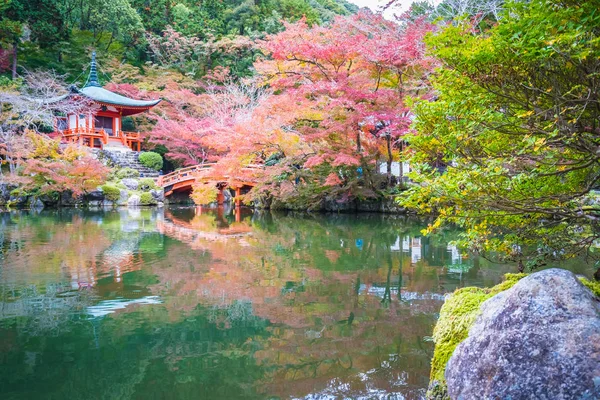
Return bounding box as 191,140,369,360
61,127,108,147
59,127,142,150
156,163,264,188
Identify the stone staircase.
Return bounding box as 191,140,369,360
99,150,160,178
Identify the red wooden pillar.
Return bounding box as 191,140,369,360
235,187,241,208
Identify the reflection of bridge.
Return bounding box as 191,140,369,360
157,210,253,251
156,163,264,203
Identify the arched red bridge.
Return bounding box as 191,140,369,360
156,163,264,204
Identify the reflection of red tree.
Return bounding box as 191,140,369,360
148,218,446,399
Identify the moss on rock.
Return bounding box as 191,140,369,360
427,273,527,399
579,277,600,297
101,184,121,202
139,192,156,205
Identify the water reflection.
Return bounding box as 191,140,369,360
0,208,594,400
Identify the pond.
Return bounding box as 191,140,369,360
0,207,594,400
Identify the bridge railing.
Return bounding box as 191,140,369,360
156,163,216,187
156,163,264,188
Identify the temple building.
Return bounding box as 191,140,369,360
52,52,161,151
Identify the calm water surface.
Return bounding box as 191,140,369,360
0,207,594,400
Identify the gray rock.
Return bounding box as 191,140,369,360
118,189,129,205
150,189,165,202
9,194,28,207
223,189,233,203
446,268,600,400
38,193,58,207
59,191,82,206
85,189,105,201
127,194,141,207
0,183,16,203
121,178,139,191
28,197,44,209
59,191,73,206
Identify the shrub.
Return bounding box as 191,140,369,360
139,178,158,191
116,168,140,179
190,182,218,205
138,152,163,171
139,192,156,205
101,184,121,202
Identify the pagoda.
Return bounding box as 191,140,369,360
53,52,161,151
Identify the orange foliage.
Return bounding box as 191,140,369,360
20,134,109,197
190,182,219,205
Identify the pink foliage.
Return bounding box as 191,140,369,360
331,153,361,167
256,10,436,168
133,11,435,183
304,155,326,168
324,172,343,186
23,153,109,197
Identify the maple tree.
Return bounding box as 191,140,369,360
20,134,109,198
0,71,107,198
245,10,434,206
116,11,435,209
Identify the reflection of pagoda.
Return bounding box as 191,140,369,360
52,52,161,151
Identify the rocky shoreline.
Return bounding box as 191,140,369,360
0,182,409,214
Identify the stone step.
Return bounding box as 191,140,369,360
99,149,161,179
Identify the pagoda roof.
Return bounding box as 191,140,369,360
46,52,161,115
75,86,161,109
51,51,161,114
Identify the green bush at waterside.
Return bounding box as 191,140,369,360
101,184,121,202
139,192,156,205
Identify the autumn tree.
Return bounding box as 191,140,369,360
252,11,434,205
0,71,91,173
402,0,600,270
21,134,109,198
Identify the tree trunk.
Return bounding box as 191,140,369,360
356,131,361,153
399,160,404,184
12,42,17,79
399,141,404,183
386,134,393,186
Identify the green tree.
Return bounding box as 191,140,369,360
64,0,144,51
402,0,600,271
0,0,21,78
2,0,69,77
130,0,173,34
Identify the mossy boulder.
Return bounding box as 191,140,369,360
101,184,121,202
139,178,158,191
139,192,156,205
427,273,527,399
116,168,140,179
440,269,600,400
